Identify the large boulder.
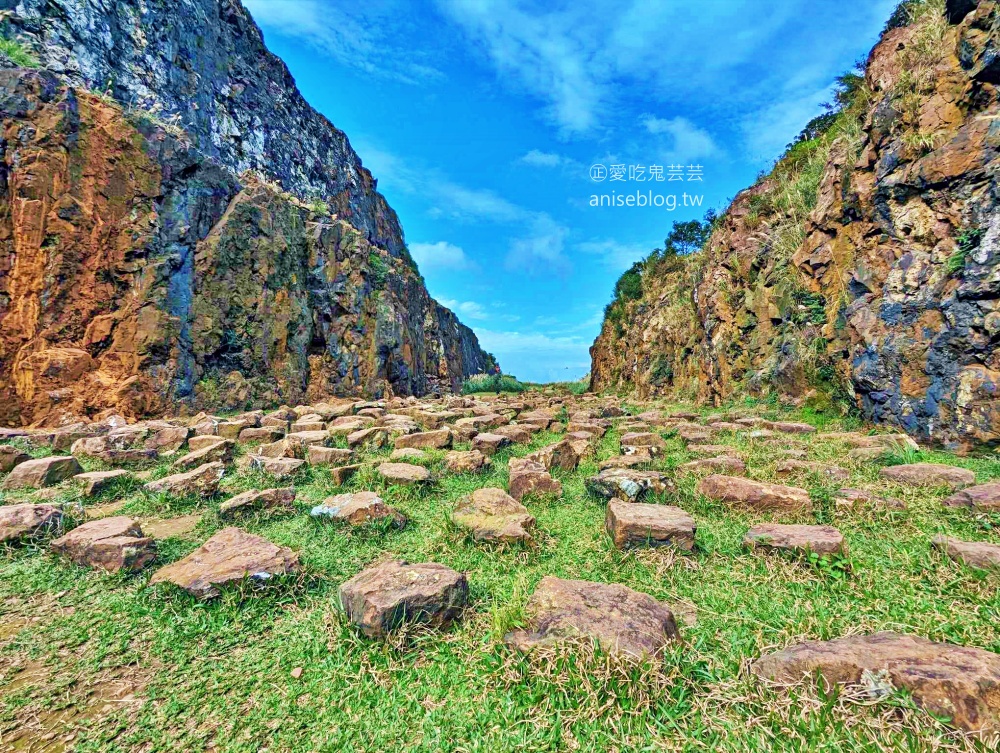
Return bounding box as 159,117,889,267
697,475,811,513
524,440,579,472
339,560,468,637
50,516,156,572
752,632,1000,735
1,456,82,490
394,429,453,450
149,527,300,599
505,576,679,658
444,450,490,474
0,504,63,543
452,488,534,543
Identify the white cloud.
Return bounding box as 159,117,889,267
577,238,650,272
519,150,563,167
410,241,478,272
439,298,489,319
640,116,720,164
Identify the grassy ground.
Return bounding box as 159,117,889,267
2,396,1000,751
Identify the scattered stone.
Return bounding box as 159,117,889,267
472,432,512,456
347,427,390,450
144,461,225,497
932,536,1000,571
50,516,156,572
942,482,1000,510
250,456,306,478
879,463,975,490
775,459,849,483
525,440,579,472
390,447,428,462
377,462,432,486
508,457,562,501
331,464,362,485
70,436,157,463
238,427,285,443
140,514,203,539
394,428,453,450
1,456,83,490
847,446,888,461
187,435,229,452
505,576,679,658
444,450,490,474
145,426,190,452
339,560,468,637
452,488,534,543
491,425,532,444
311,491,406,527
834,488,906,510
620,432,666,453
74,469,130,497
751,632,1000,735
606,498,695,551
219,487,297,517
697,475,811,513
172,439,235,471
599,453,651,470
676,426,713,443
680,456,747,475
0,445,30,473
0,504,63,543
687,444,741,457
585,468,672,502
743,524,846,556
772,422,817,434
149,527,300,599
307,446,354,466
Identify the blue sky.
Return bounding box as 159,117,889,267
243,0,897,383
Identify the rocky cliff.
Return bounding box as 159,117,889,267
591,0,1000,452
0,2,490,426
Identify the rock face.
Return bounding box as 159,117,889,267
50,516,156,572
149,527,300,598
590,5,1000,452
339,560,469,637
0,3,489,427
752,632,1000,735
505,576,680,658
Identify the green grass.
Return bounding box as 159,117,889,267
461,373,527,394
0,36,39,68
2,396,1000,751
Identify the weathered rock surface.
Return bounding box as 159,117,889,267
605,498,695,551
585,468,672,502
879,463,975,489
74,469,130,497
0,503,63,542
149,527,300,599
505,576,679,658
525,440,579,472
508,457,562,502
942,482,1000,510
377,462,431,486
680,456,747,475
144,462,225,497
932,535,1000,571
445,450,490,474
743,524,846,556
339,560,468,637
452,488,534,543
50,516,155,572
0,445,30,472
311,492,406,528
752,632,1000,734
1,456,82,490
775,460,850,483
219,487,296,517
835,488,906,510
172,440,235,471
697,475,812,513
394,429,453,450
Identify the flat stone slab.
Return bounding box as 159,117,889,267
144,462,225,497
149,527,300,599
606,498,695,551
599,454,651,470
620,432,666,452
50,516,155,572
219,487,296,517
697,475,811,513
307,446,354,466
389,447,428,462
2,456,83,490
932,535,1000,571
585,468,672,502
187,435,229,452
0,445,30,473
680,456,746,475
524,440,579,471
140,514,203,539
74,469,130,497
377,462,432,485
394,428,453,450
879,463,975,490
339,559,468,637
775,460,849,483
508,457,562,502
311,491,406,527
471,432,511,456
686,444,741,457
0,504,63,543
751,632,1000,735
835,488,906,510
172,439,235,470
743,524,846,556
452,488,534,543
771,422,816,434
250,456,305,478
444,450,490,474
943,482,1000,510
504,576,680,658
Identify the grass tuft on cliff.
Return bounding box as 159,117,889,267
0,35,38,68
461,373,527,394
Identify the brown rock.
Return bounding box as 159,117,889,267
504,576,679,658
772,422,817,434
144,461,225,497
585,468,672,502
219,487,296,517
697,475,811,513
605,498,695,551
508,457,562,501
390,447,428,462
250,455,305,478
471,432,512,456
524,440,579,472
149,527,300,599
238,427,285,443
2,456,83,490
74,469,130,497
339,560,468,637
932,535,1000,571
444,450,490,474
0,504,63,542
680,456,747,475
50,516,155,572
145,426,190,452
620,432,667,453
172,439,235,471
751,632,1000,735
394,428,453,450
187,435,229,452
879,463,975,490
0,445,30,473
599,453,652,470
687,444,740,457
775,459,849,483
491,425,532,444
452,488,534,543
676,426,713,443
834,488,906,510
743,524,846,556
942,482,1000,510
331,463,362,485
307,446,355,466
377,462,432,486
311,491,406,527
